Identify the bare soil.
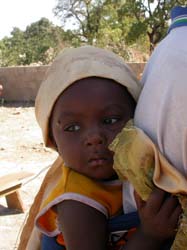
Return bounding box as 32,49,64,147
0,102,58,250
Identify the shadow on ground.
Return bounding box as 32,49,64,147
1,101,34,108
0,204,23,216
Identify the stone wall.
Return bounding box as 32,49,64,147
0,63,145,102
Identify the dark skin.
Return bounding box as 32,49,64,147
50,77,181,250
50,77,136,250
50,77,136,181
125,188,182,250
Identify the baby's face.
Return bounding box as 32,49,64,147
50,77,135,180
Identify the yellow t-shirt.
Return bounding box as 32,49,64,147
35,164,122,243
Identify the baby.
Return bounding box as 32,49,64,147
26,46,141,250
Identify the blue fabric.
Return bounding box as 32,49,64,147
41,235,65,250
171,6,187,20
168,6,187,33
41,212,140,249
108,212,140,232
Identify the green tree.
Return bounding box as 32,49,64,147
54,0,108,44
54,0,187,54
0,28,26,66
0,18,75,66
119,0,187,52
24,18,66,64
54,0,135,59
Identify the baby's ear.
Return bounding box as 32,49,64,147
51,138,58,152
53,140,58,152
48,127,58,152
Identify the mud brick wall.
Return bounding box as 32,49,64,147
0,63,145,102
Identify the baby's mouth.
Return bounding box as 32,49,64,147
88,157,107,167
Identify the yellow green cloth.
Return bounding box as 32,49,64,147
110,124,187,250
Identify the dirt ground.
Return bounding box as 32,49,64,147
0,102,58,250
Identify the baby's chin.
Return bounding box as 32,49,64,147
85,169,117,181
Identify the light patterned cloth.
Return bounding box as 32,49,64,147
18,156,63,250
18,46,141,250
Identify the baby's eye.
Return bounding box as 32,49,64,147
64,124,80,132
103,117,120,125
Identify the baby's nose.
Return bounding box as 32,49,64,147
84,130,106,146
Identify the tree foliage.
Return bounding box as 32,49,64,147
0,18,75,66
54,0,133,58
0,28,26,66
121,0,187,52
54,1,124,44
54,0,187,54
1,1,187,66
